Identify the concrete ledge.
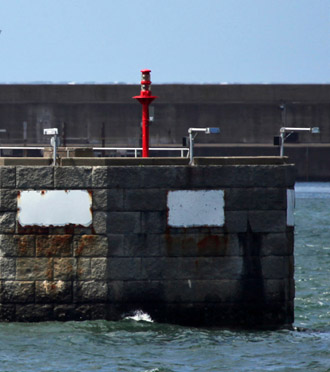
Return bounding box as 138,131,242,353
0,158,52,166
61,157,190,166
0,156,292,167
194,156,289,165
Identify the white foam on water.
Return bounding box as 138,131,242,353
124,310,154,323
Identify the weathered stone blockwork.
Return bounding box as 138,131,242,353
0,161,295,328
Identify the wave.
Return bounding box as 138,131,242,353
124,310,154,323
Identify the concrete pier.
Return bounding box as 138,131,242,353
0,157,295,328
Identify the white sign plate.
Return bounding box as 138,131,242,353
17,190,92,227
167,190,225,227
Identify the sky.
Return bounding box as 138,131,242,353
0,0,329,84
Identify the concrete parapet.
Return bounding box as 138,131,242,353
0,158,295,328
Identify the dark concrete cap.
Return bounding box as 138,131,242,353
0,158,52,166
0,156,291,167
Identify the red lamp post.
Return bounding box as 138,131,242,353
133,69,157,157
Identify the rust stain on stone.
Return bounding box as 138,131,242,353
46,259,53,280
197,235,229,255
75,235,96,256
17,224,50,235
17,236,33,256
36,235,73,257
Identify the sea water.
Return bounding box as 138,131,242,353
0,182,329,372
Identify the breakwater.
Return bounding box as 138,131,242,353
0,157,295,328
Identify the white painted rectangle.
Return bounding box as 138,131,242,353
287,189,295,226
17,190,92,227
167,190,225,227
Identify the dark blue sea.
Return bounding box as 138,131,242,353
0,182,329,371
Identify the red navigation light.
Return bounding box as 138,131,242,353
133,69,158,157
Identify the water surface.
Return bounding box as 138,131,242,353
0,182,329,371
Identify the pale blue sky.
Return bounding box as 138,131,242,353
0,0,329,83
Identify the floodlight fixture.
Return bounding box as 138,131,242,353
187,127,220,165
278,126,320,156
43,128,58,136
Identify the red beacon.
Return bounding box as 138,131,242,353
133,69,158,157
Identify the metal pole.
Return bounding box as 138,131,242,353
50,134,58,166
142,103,149,158
189,131,194,165
280,132,284,157
53,134,57,166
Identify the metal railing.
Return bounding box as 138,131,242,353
0,146,189,158
93,147,189,158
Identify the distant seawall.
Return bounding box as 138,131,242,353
0,157,295,328
0,84,328,180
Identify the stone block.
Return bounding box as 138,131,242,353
0,257,15,279
35,280,72,303
178,257,244,280
92,211,108,234
107,212,141,234
107,281,124,302
16,258,53,280
119,280,164,303
55,166,92,188
163,233,241,257
141,257,181,280
261,256,291,279
225,188,287,211
187,165,295,188
36,235,73,257
92,189,124,211
0,235,35,257
261,232,294,256
16,235,35,256
0,304,15,321
248,211,287,233
54,258,75,280
0,167,16,188
289,278,295,300
188,166,247,188
92,166,141,189
15,304,53,321
92,167,108,189
263,279,292,302
53,304,77,321
76,258,91,280
74,235,108,256
139,166,188,189
124,189,167,211
0,281,34,303
16,167,54,189
107,234,125,256
91,258,107,280
124,234,163,257
246,165,295,188
0,212,16,233
141,211,167,233
74,303,107,320
0,190,17,211
224,211,248,233
141,257,243,280
163,279,241,303
106,257,142,280
74,281,108,303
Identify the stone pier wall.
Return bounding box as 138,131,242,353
0,158,296,328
